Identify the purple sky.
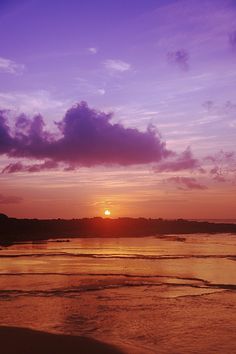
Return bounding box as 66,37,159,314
0,0,236,219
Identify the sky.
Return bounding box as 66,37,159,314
0,0,236,219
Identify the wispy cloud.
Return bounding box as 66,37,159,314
97,88,106,95
0,193,23,204
75,78,106,97
104,59,131,72
0,90,69,116
167,176,207,190
202,100,236,114
202,99,236,128
154,148,199,172
0,57,25,75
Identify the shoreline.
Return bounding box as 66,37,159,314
1,231,236,247
0,326,125,354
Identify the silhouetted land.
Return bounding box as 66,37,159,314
0,213,236,244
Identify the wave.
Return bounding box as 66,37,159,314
0,273,235,300
0,252,235,261
0,272,206,282
0,283,234,300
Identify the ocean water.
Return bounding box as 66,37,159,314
0,234,236,353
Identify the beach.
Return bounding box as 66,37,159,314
0,326,124,354
0,234,236,353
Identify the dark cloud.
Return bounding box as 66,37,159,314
167,177,207,190
0,193,22,204
167,49,189,71
154,148,200,172
0,102,172,168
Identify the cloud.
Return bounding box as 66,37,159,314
0,102,172,168
2,160,59,173
97,88,106,95
202,100,236,128
167,177,207,190
104,59,131,72
202,100,214,112
0,57,25,75
0,193,23,204
88,47,98,54
154,148,199,172
74,78,106,97
167,49,189,71
1,162,23,173
210,169,227,182
0,90,68,116
205,150,235,182
205,150,235,164
202,100,236,115
0,112,13,154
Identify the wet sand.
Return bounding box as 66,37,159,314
0,326,124,354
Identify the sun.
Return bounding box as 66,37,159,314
104,209,111,216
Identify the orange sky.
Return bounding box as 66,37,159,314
1,166,235,219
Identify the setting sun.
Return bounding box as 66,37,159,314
104,209,111,216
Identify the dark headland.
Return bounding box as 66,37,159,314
0,213,236,244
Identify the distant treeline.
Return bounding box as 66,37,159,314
0,213,236,244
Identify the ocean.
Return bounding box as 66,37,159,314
0,234,236,353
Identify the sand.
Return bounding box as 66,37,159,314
0,326,124,354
